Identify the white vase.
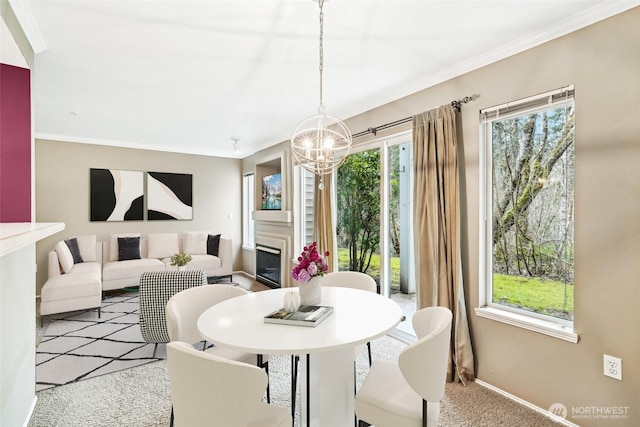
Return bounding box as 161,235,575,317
177,266,185,272
283,290,301,313
299,276,322,306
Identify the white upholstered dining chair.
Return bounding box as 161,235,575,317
167,341,291,427
165,284,271,425
355,306,453,427
321,271,378,364
165,284,270,391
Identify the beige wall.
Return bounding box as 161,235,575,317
35,139,242,294
343,8,640,426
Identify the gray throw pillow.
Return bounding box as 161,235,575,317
118,237,141,261
65,238,84,264
207,234,221,257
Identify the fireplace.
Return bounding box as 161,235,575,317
256,245,281,288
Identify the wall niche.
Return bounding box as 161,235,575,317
253,150,292,223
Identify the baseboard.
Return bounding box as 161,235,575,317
475,379,580,427
232,270,254,279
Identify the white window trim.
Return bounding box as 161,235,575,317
474,307,578,343
242,173,255,250
478,86,578,344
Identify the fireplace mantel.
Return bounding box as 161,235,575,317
252,210,292,223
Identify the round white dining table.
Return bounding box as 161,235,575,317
197,286,402,427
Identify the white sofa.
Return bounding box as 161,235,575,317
41,233,233,320
101,233,233,291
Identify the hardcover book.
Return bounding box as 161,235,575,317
264,305,334,327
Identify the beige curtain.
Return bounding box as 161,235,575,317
314,173,335,272
413,104,475,384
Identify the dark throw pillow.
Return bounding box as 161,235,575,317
118,237,141,261
207,234,221,257
65,238,84,264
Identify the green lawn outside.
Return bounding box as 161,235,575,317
336,248,400,288
493,273,574,319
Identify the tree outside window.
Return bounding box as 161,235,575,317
487,99,575,321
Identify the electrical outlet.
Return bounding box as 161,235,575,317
603,354,622,380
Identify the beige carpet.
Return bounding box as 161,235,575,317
29,334,564,427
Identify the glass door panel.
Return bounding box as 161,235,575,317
388,142,416,337
336,138,416,338
336,148,381,284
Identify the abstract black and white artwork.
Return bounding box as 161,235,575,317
147,172,193,220
90,168,144,221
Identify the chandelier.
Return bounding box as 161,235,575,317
291,0,352,189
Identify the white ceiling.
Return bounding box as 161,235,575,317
8,1,640,158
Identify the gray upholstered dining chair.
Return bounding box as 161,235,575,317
355,306,452,427
167,341,290,427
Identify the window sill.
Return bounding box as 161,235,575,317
475,306,578,343
241,244,255,251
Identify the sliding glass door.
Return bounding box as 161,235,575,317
336,133,416,338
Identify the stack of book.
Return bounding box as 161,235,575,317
264,305,334,327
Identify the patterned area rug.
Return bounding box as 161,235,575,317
36,291,163,391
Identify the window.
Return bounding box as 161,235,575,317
477,86,577,342
242,173,255,249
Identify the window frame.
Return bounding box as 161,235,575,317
475,86,578,343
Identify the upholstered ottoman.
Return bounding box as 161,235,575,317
138,270,207,354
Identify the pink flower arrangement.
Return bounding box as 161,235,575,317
291,241,330,283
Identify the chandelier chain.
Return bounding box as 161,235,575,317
318,0,324,115
290,0,352,184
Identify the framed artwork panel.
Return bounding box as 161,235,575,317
90,168,144,221
147,172,193,220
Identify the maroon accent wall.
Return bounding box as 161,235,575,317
0,64,31,222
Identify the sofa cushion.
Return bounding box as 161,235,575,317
207,234,221,256
147,233,179,259
102,258,165,281
76,235,97,262
118,237,141,261
183,231,208,255
65,238,84,264
55,240,75,274
41,262,101,301
162,254,222,272
189,254,222,271
110,233,141,261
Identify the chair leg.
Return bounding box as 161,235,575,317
306,354,311,427
152,343,158,358
258,354,270,403
265,360,271,403
423,399,428,427
98,307,101,319
170,405,174,427
367,341,372,366
291,355,299,422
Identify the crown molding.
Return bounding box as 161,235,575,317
8,0,46,54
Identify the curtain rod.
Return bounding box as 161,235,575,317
352,95,474,139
